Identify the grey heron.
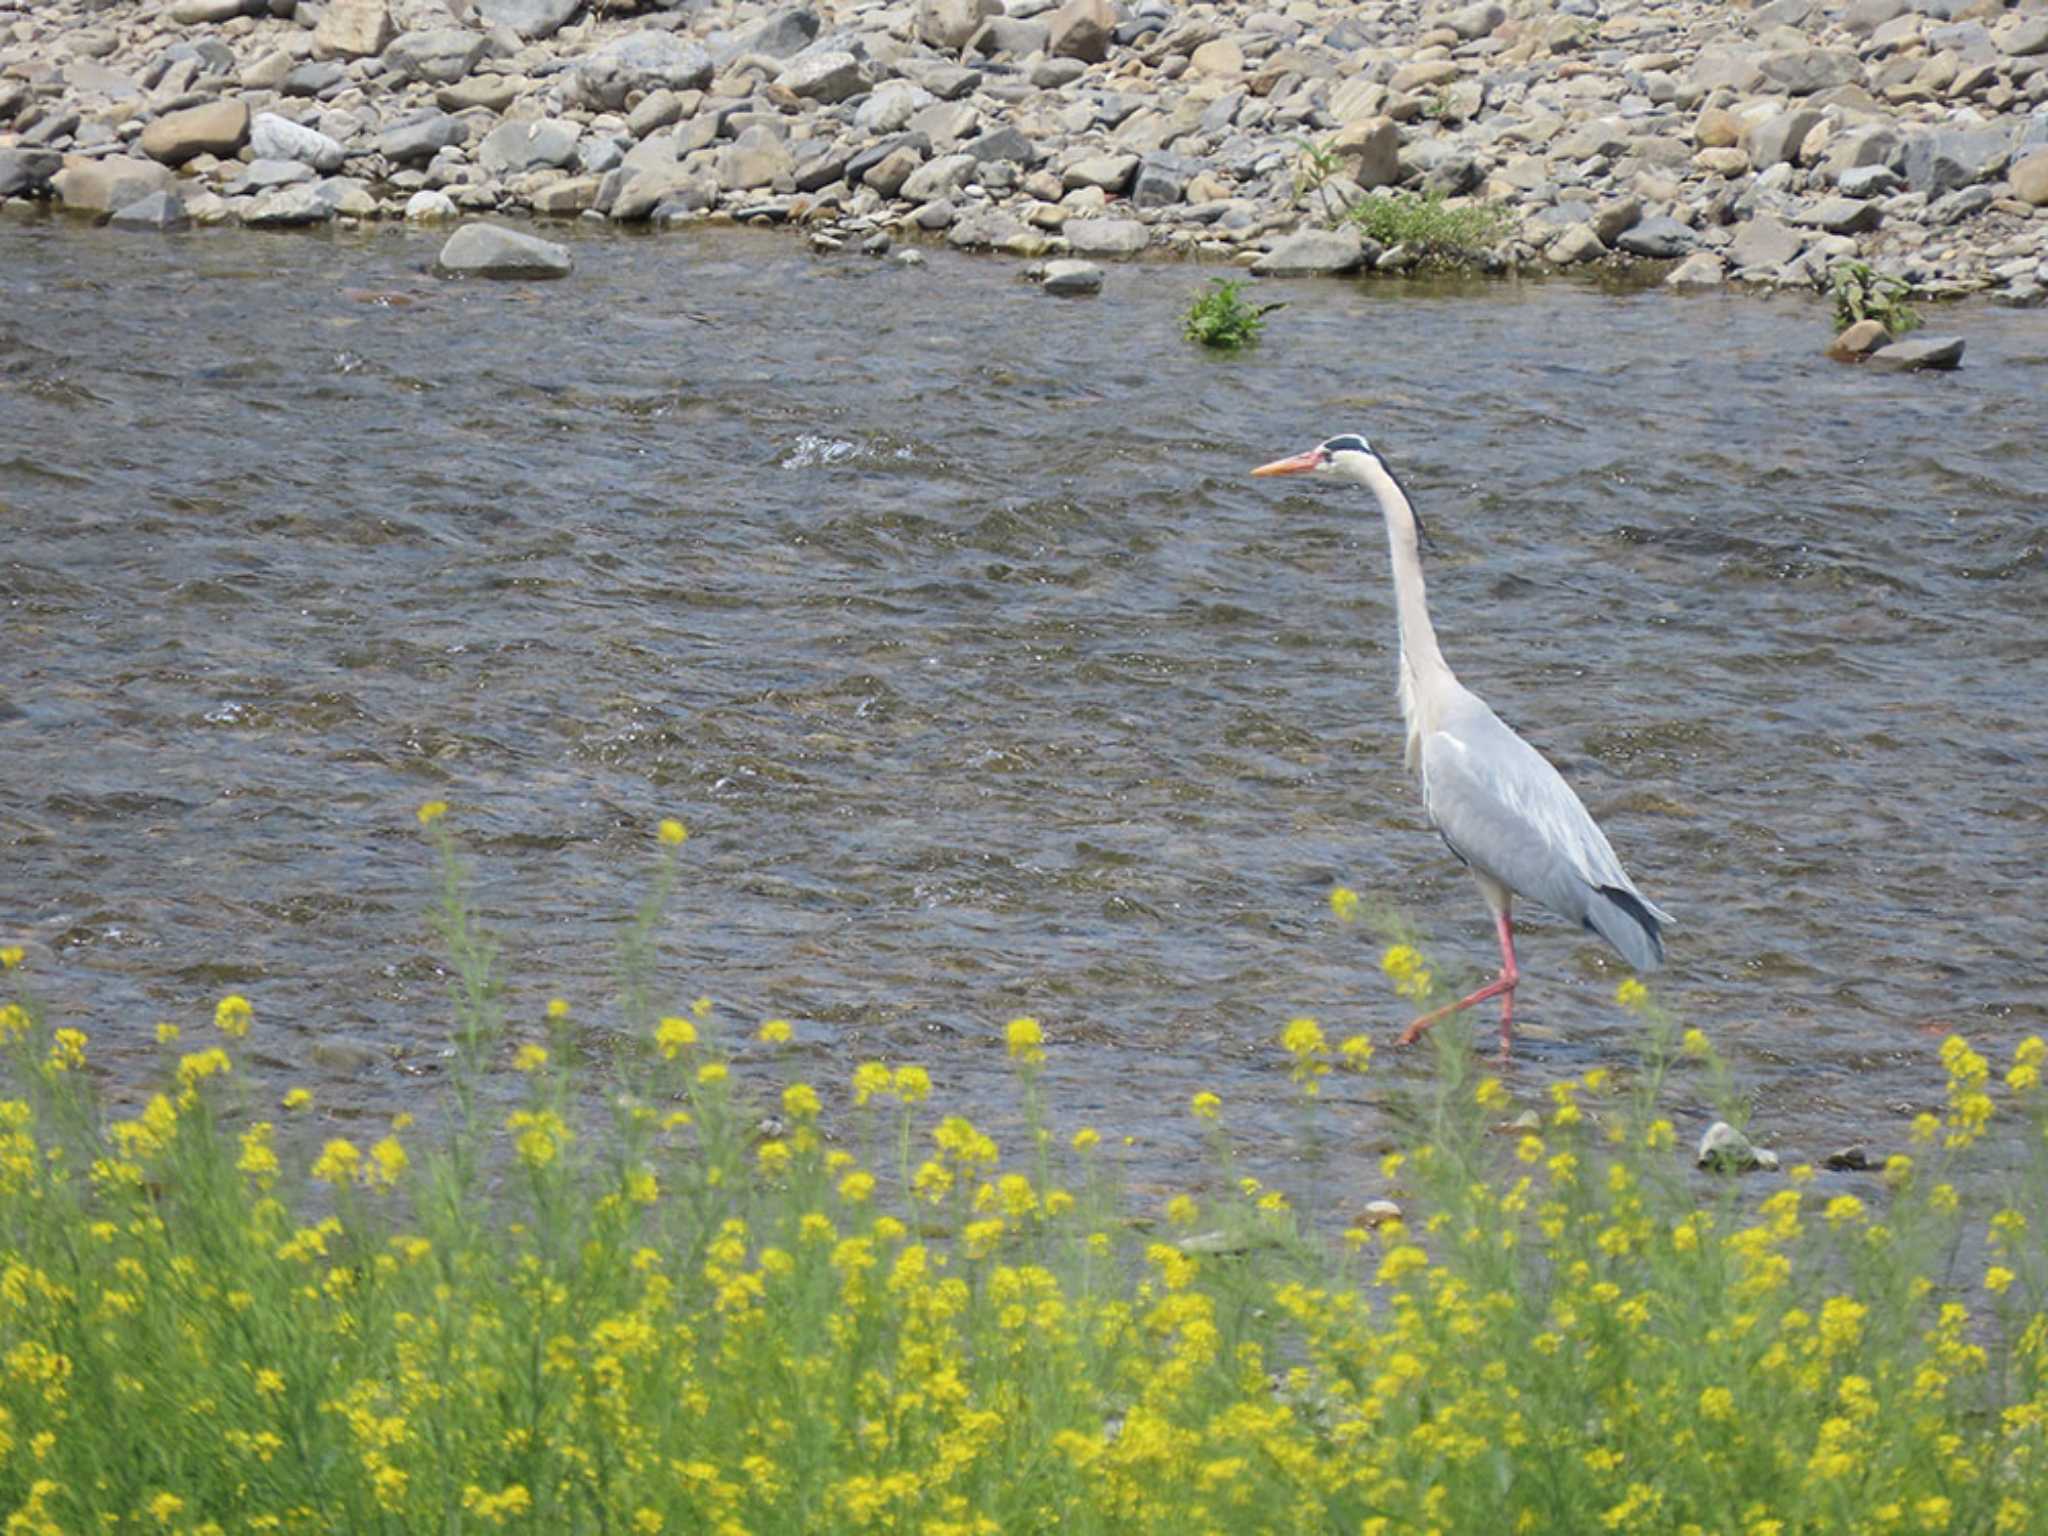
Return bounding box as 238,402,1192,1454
1253,434,1670,1056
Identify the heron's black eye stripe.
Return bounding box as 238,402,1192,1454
1322,434,1372,456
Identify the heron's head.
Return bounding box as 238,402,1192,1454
1251,434,1382,482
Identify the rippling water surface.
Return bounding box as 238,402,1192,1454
4,218,2044,1205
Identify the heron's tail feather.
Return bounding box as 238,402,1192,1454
1584,884,1666,973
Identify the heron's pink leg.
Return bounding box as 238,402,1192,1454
1394,909,1521,1055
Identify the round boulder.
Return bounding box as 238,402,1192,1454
436,222,574,280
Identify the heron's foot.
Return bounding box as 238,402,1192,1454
1394,973,1517,1050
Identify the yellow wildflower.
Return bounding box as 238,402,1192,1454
655,1015,697,1057
1005,1015,1045,1066
282,1087,312,1111
214,994,252,1038
783,1082,820,1119
658,818,688,847
1330,886,1360,922
758,1018,792,1044
416,800,447,826
311,1139,362,1186
0,947,21,969
1615,977,1648,1009
894,1065,931,1103
1071,1127,1100,1152
513,1043,549,1073
852,1061,892,1104
1986,1266,2015,1296
697,1062,728,1086
1190,1091,1221,1121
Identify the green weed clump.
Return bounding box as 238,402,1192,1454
1829,258,1922,336
1347,188,1512,265
1182,277,1282,350
3,837,2047,1534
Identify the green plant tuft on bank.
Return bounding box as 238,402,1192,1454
1,847,2046,1532
1347,188,1512,264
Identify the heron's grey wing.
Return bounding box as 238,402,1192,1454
1419,697,1669,927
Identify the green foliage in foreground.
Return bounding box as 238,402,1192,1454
1347,189,1512,265
4,831,2048,1534
1182,277,1282,350
1829,258,1923,336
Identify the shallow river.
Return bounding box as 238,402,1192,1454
4,217,2045,1209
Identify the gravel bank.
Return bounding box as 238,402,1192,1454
5,0,2047,298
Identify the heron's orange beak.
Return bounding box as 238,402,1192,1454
1251,449,1324,477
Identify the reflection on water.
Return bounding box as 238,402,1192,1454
3,217,2045,1204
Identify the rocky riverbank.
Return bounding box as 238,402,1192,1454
4,0,2047,299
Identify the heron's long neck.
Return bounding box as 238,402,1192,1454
1361,458,1455,764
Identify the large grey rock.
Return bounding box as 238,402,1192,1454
172,0,251,21
232,159,316,191
2010,149,2048,206
109,189,189,231
1061,152,1137,192
250,112,348,172
1545,222,1606,265
404,188,458,219
1820,126,1900,180
1040,257,1102,294
67,60,141,101
383,29,486,86
436,222,573,279
314,0,393,59
1331,115,1402,189
736,7,821,58
1758,47,1859,95
717,127,793,191
1996,13,2048,56
50,156,173,214
0,149,63,198
139,100,249,166
379,112,465,165
1842,0,1907,33
777,50,867,104
1900,127,2011,194
1251,226,1364,275
1064,216,1150,256
1869,335,1964,370
1048,0,1114,62
899,152,975,201
1663,250,1726,288
1447,0,1505,38
1614,215,1697,258
859,145,923,197
968,16,1050,57
478,118,579,176
967,125,1035,165
946,206,1044,253
916,0,1001,50
243,184,334,226
1131,155,1187,208
573,31,712,110
1553,117,1631,161
1728,215,1805,270
1837,164,1904,198
284,61,348,97
1801,196,1882,235
471,0,581,40
1745,109,1822,169
608,166,706,222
